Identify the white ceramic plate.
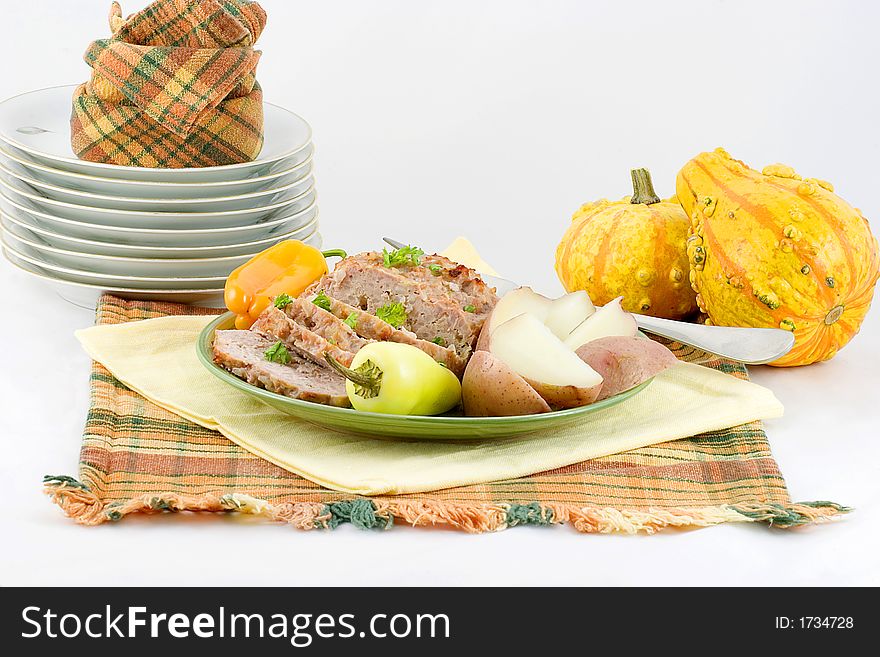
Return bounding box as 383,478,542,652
2,235,228,289
0,171,317,224
0,158,315,211
0,193,320,246
1,222,254,277
0,85,313,182
0,206,321,257
2,246,226,309
0,142,315,199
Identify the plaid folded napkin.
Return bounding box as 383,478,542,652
44,295,849,534
71,0,266,168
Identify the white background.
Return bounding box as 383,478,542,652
1,0,878,585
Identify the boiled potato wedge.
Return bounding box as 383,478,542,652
491,313,603,409
544,290,595,339
576,336,678,400
475,286,552,352
564,297,638,349
462,351,552,416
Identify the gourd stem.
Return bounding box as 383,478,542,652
324,353,382,395
630,168,661,205
322,249,348,260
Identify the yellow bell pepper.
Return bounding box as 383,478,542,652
325,342,462,415
224,241,347,329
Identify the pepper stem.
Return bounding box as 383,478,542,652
630,168,660,205
322,249,348,260
324,353,383,398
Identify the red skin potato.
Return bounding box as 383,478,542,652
462,350,552,416
576,336,678,401
521,375,602,410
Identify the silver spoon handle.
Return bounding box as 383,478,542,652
632,314,795,365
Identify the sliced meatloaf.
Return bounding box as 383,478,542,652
251,305,357,367
402,254,496,314
301,291,468,376
313,252,497,357
282,297,371,356
212,329,350,407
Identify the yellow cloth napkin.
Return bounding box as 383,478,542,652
75,315,783,495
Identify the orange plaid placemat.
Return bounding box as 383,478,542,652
44,295,849,534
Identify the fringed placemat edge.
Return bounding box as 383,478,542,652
43,475,851,534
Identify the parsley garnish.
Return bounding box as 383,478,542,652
428,264,442,276
312,290,332,311
431,336,447,346
344,312,359,329
273,293,293,309
382,245,424,268
463,304,476,313
264,341,291,364
376,302,407,328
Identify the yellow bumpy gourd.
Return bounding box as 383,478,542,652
676,147,880,366
555,168,697,320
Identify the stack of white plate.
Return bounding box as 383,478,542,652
0,85,321,308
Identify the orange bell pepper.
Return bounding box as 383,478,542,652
224,241,347,329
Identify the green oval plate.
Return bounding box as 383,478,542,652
197,313,652,440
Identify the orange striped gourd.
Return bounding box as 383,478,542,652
676,148,880,366
555,169,698,320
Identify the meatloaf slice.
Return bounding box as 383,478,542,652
403,253,497,314
212,329,350,407
314,252,496,357
282,297,371,356
251,305,357,367
301,291,468,376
